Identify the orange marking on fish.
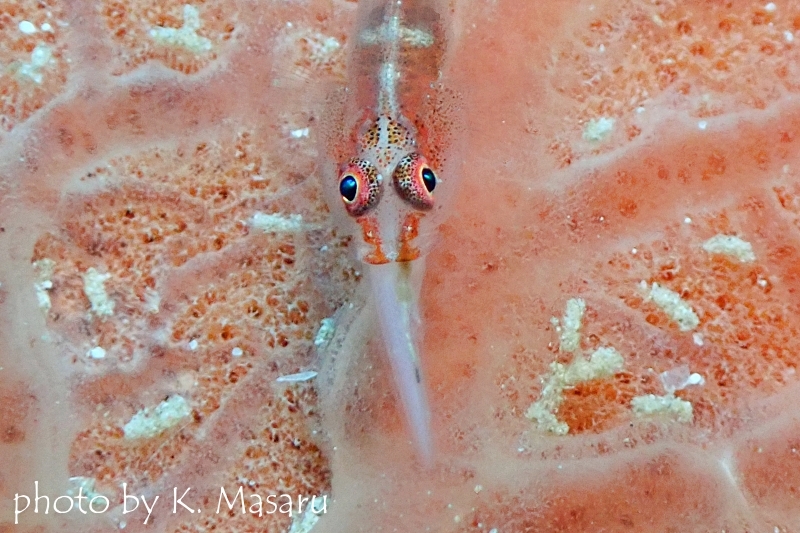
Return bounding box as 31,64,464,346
397,212,423,262
357,216,390,265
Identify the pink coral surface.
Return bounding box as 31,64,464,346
3,0,800,531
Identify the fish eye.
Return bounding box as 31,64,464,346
392,153,437,210
421,168,436,193
339,174,358,203
338,159,382,217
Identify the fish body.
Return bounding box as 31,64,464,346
320,0,461,464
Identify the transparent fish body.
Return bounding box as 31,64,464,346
319,0,462,464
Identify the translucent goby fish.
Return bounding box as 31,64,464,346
319,0,462,464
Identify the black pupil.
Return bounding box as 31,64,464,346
339,175,358,202
421,168,436,192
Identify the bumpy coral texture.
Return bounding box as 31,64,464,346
0,0,352,531
3,0,800,532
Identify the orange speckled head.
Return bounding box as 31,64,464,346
319,0,462,265
334,113,442,264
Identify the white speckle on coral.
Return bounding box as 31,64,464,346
765,2,776,12
33,258,56,312
631,394,693,423
35,280,53,311
188,339,199,350
82,268,115,317
41,22,53,32
280,29,342,79
307,32,341,62
123,395,191,439
31,45,51,66
87,346,106,359
19,20,37,34
249,212,304,232
290,127,310,139
18,44,53,84
67,477,103,500
288,495,327,532
557,298,585,353
693,332,704,346
231,346,243,357
582,117,614,141
684,216,692,224
527,346,624,434
276,371,318,383
566,347,624,382
785,30,794,42
635,365,704,422
687,372,705,386
698,120,708,130
314,317,335,348
646,282,699,332
702,234,756,262
144,288,160,314
149,5,212,53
